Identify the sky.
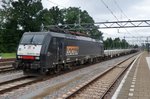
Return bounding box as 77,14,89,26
42,0,150,45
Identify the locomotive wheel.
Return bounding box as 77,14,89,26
54,65,63,73
80,60,85,65
40,68,47,75
64,63,72,70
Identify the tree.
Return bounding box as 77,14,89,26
1,0,44,52
89,26,103,40
0,7,6,52
10,0,43,32
104,37,130,49
62,7,102,40
104,38,113,49
63,7,81,24
114,38,121,48
121,39,129,48
39,6,63,26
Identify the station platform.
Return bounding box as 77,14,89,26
112,51,150,99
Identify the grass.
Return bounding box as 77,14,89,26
0,53,16,59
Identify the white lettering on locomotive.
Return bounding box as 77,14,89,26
17,45,42,56
66,46,79,55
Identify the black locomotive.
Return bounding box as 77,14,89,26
13,31,104,75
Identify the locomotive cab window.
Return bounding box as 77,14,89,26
32,35,45,44
52,38,57,45
20,34,45,45
51,38,57,49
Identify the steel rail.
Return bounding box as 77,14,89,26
59,53,139,99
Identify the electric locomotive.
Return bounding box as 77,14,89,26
13,31,104,75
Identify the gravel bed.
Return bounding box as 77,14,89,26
0,54,136,99
0,70,23,83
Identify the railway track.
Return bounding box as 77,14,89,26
0,70,72,95
0,58,15,62
0,61,14,66
0,66,15,73
0,58,15,73
0,63,15,73
0,53,139,97
0,76,39,94
58,53,139,99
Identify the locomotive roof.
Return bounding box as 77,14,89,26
24,32,103,43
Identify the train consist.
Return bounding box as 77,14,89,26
13,31,137,75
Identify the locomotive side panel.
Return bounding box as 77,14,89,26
64,38,103,63
78,40,103,57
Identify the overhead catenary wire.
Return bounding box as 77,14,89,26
101,0,138,47
112,0,135,36
101,0,136,39
46,0,66,8
101,0,120,22
113,0,129,20
113,0,142,37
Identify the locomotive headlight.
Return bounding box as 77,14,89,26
35,56,40,60
18,56,21,59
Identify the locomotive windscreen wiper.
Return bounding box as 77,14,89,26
30,36,34,44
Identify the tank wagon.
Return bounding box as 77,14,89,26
13,31,104,75
104,49,136,58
